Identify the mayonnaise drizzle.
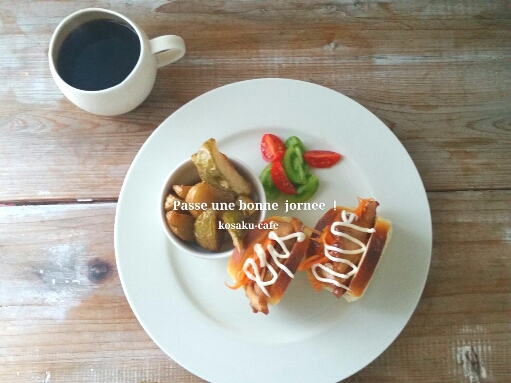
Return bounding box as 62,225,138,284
312,210,375,290
243,231,305,297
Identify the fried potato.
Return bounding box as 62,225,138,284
164,193,187,212
166,210,195,242
192,138,252,195
172,184,192,200
185,181,236,218
220,209,246,251
194,209,223,251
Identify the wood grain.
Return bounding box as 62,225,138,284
1,0,510,202
0,203,205,383
1,192,510,382
1,0,511,382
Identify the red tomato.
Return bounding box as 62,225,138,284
303,150,342,168
271,161,296,195
260,134,286,162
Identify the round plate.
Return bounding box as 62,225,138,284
114,78,432,383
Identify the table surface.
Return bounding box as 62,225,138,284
1,1,510,382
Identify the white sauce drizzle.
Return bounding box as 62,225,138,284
243,231,305,297
311,210,375,290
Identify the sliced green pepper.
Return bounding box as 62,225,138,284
285,136,306,153
287,174,319,203
283,145,308,185
259,163,281,200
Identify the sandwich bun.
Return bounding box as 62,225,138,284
227,216,309,314
302,198,391,301
343,217,392,301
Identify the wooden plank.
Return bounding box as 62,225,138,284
345,189,511,382
0,202,205,383
1,1,510,383
1,1,510,202
1,189,510,382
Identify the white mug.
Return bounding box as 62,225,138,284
48,8,186,116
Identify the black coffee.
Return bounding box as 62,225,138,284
57,19,140,91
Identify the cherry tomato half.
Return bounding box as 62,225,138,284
303,150,342,168
270,161,296,195
260,134,286,162
259,163,281,200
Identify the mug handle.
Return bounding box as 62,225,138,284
150,35,186,68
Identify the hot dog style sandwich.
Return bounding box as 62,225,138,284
227,198,391,313
227,216,310,314
299,198,392,301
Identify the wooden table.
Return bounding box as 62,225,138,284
1,1,510,382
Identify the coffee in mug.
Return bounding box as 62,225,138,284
57,19,141,91
49,8,186,115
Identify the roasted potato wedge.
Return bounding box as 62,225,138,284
185,181,236,218
236,195,257,217
192,138,252,196
172,185,192,200
164,139,258,252
194,209,223,251
164,193,187,212
166,211,196,242
220,209,246,251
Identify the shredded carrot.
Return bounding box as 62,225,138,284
298,254,328,271
225,236,274,290
353,197,374,219
300,198,375,292
320,223,338,247
308,272,324,292
299,216,334,271
225,275,249,290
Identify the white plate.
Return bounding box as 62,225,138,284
114,78,432,383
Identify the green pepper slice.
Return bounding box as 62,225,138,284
283,145,308,185
285,136,306,153
287,174,319,203
259,163,281,200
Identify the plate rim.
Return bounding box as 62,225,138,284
114,78,433,383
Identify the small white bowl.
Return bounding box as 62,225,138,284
160,156,267,259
